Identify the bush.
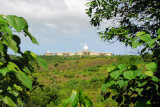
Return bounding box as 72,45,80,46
64,73,75,78
54,63,59,67
27,86,61,107
84,66,99,72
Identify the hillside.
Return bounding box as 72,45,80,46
30,55,143,107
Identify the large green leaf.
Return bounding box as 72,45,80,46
136,31,145,36
117,80,128,88
17,72,32,90
118,64,127,72
149,39,156,48
1,95,17,107
152,76,160,83
144,71,153,77
132,41,141,49
24,51,37,61
6,15,27,32
2,34,18,53
110,70,120,80
100,83,111,92
70,90,79,107
0,67,10,76
24,29,39,45
145,62,157,72
23,66,31,74
7,62,21,72
139,34,151,43
123,70,134,80
107,65,117,72
133,70,142,78
37,57,48,70
63,97,70,107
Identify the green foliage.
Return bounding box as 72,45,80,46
63,89,93,107
28,86,61,107
0,15,47,106
84,66,99,72
86,1,160,106
101,62,160,106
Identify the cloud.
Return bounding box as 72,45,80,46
0,0,132,55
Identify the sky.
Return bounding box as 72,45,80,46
0,0,135,55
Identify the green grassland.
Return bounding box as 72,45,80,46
28,55,143,107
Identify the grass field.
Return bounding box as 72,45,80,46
29,55,143,107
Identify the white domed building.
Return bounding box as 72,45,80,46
49,44,112,56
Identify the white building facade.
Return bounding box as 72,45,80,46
46,45,112,56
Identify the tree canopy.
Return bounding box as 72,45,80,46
86,0,160,57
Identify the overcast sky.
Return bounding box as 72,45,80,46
0,0,135,55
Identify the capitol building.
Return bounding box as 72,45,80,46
45,45,112,56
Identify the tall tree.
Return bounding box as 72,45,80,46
86,0,160,64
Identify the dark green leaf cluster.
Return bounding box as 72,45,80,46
0,15,48,106
101,62,160,106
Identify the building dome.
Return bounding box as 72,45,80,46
84,44,88,51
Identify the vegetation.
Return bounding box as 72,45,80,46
29,55,143,107
0,15,47,106
86,0,160,106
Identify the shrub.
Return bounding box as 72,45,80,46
54,63,59,67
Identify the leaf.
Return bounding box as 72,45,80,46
132,41,141,49
149,39,156,48
2,95,17,107
6,15,27,32
123,70,134,80
100,83,111,92
145,62,157,72
133,70,142,77
157,28,160,35
23,66,31,74
63,97,70,107
70,90,79,107
79,89,84,104
7,62,21,72
139,34,151,43
17,72,32,90
110,70,120,80
152,76,160,83
84,95,93,107
24,51,37,61
138,82,147,87
136,31,145,36
144,71,153,77
37,57,48,70
117,80,128,88
118,64,127,72
135,88,143,96
107,65,117,72
2,34,18,53
24,29,39,45
0,67,10,76
135,100,151,107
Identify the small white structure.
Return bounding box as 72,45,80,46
45,51,52,56
84,44,88,51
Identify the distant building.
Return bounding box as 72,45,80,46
45,51,52,56
45,45,112,56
